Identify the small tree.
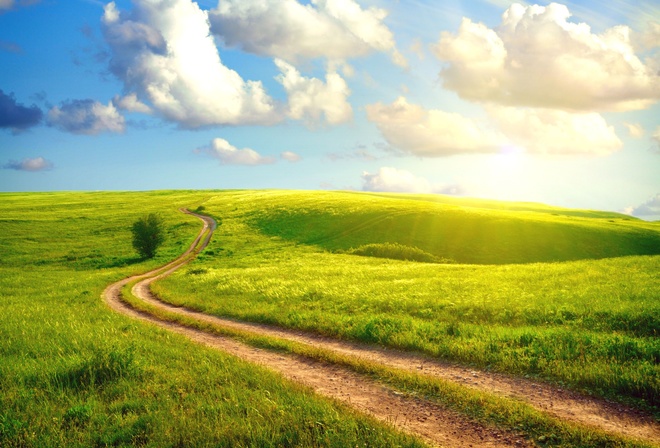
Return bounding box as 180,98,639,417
131,213,165,259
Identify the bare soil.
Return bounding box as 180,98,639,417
103,210,659,447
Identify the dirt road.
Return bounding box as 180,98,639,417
103,210,659,447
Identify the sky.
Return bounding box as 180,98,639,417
1,0,659,220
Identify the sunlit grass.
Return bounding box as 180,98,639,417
0,191,424,447
154,190,660,413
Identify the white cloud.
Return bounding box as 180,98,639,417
208,0,405,67
365,96,502,156
624,194,660,219
198,138,275,166
366,97,622,157
113,93,152,114
275,59,352,126
47,99,125,135
487,106,623,155
624,122,645,138
361,167,464,194
432,3,660,111
281,151,301,162
3,156,53,172
102,0,279,128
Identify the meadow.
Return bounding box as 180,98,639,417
2,189,658,447
0,191,423,447
153,191,660,414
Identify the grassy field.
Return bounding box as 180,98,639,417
2,189,658,447
152,190,660,414
0,191,423,447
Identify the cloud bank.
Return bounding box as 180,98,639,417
102,0,279,128
209,0,405,67
487,106,622,155
366,97,623,157
3,156,53,172
0,89,43,132
433,3,660,111
47,99,125,135
366,97,501,157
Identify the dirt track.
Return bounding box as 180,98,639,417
103,210,660,447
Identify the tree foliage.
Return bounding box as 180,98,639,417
131,213,165,259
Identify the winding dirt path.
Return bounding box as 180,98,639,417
103,210,659,447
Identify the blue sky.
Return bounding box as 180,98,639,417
1,0,659,219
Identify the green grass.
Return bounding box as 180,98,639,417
249,190,660,264
2,189,659,447
0,191,424,447
152,190,660,414
121,279,656,448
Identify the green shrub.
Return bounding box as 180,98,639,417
131,213,165,259
348,242,454,263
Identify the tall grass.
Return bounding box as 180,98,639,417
0,191,423,447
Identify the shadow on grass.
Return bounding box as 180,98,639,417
60,253,144,270
49,346,140,391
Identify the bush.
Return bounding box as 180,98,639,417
131,214,165,259
348,242,455,263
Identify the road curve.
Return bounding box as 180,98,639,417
102,209,531,447
102,209,659,447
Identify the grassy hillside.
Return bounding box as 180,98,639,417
248,191,660,264
0,191,423,447
153,190,660,413
3,189,658,447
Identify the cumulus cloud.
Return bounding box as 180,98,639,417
432,3,660,111
209,0,407,67
198,138,275,166
209,0,405,67
624,194,660,219
487,106,623,155
0,89,43,132
47,99,124,135
101,0,279,128
362,167,464,194
365,96,502,157
281,151,301,162
3,156,53,172
275,59,352,126
367,97,623,157
113,93,152,114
